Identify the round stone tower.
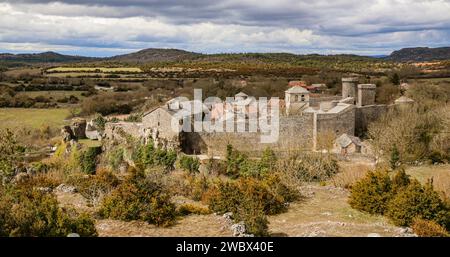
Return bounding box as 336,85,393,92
341,77,359,100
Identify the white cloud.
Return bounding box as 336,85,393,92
0,0,449,55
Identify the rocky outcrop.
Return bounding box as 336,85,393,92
85,120,100,140
61,125,75,142
222,212,254,237
71,119,87,139
55,184,77,194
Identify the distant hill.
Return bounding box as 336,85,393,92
387,47,450,62
109,48,202,63
4,46,450,68
0,51,95,64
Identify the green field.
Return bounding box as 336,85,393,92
0,108,70,129
16,91,87,98
78,139,102,147
46,67,143,73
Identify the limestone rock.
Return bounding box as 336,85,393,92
71,119,87,139
35,187,52,193
86,120,101,140
85,130,100,140
231,222,246,237
61,125,75,142
55,183,77,193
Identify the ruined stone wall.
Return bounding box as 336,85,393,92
355,105,388,136
104,122,144,144
185,113,314,157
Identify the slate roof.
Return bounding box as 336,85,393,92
285,86,309,94
336,133,362,148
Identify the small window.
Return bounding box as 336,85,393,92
157,122,160,126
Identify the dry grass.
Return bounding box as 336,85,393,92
433,172,450,199
47,67,143,73
268,185,401,237
4,68,42,78
332,162,374,189
406,164,450,199
96,215,232,237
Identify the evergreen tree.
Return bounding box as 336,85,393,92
390,145,400,170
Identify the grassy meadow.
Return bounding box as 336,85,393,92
0,108,71,129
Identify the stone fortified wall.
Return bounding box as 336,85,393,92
355,105,389,136
316,105,356,136
184,113,314,156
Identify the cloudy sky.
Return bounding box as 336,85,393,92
0,0,450,56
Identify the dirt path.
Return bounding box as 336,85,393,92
268,185,405,237
96,215,233,237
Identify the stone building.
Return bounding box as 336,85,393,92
103,77,400,157
334,133,362,155
285,86,310,115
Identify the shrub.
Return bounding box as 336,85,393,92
411,218,449,237
368,105,447,163
207,175,296,236
177,203,211,216
92,114,106,132
0,129,24,183
386,180,450,229
0,185,97,237
258,148,277,175
108,147,124,170
390,145,400,170
348,170,392,215
225,144,248,178
187,175,210,201
391,168,411,193
238,199,269,237
277,152,339,183
124,114,142,122
67,169,119,207
133,142,177,171
224,145,279,178
179,155,200,173
98,177,176,227
79,147,102,174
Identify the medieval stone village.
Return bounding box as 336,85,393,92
1,44,450,240
72,77,412,160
